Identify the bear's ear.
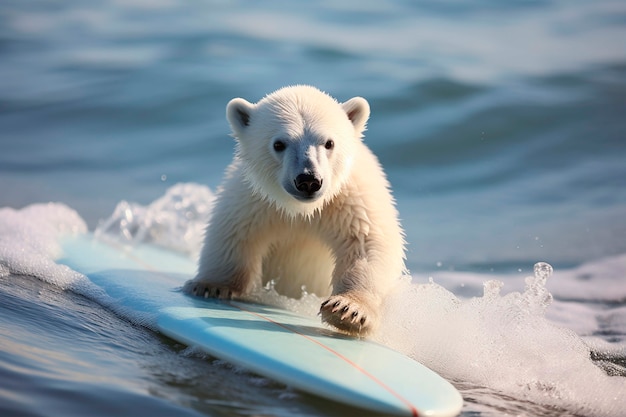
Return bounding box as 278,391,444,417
226,98,255,136
341,97,370,136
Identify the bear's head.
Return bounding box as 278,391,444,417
226,85,370,217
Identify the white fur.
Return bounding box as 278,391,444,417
184,85,406,336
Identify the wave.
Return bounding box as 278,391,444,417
1,183,625,416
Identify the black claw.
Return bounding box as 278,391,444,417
352,311,359,318
320,300,329,308
342,306,349,313
333,301,341,308
215,288,221,297
192,286,198,295
360,317,367,325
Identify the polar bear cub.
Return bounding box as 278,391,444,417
184,85,406,336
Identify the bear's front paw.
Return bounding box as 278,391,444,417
319,295,375,337
182,280,239,300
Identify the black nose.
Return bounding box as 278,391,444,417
294,174,322,194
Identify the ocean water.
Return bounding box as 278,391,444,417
1,0,625,416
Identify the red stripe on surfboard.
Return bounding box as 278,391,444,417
231,301,420,417
96,238,419,416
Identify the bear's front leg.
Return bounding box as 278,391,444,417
319,258,381,337
182,201,265,301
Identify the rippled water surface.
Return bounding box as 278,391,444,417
1,1,625,416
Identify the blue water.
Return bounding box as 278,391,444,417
1,1,625,416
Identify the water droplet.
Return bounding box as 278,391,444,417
161,174,167,182
533,262,553,280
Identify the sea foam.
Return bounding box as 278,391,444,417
0,203,87,287
377,267,625,416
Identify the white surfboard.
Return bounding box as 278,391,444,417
58,235,463,417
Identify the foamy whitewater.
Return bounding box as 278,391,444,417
1,183,624,416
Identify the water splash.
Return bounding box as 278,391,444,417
376,264,625,417
515,261,555,316
95,183,214,258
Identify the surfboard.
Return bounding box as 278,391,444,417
58,234,463,417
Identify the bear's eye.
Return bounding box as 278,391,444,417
273,140,286,152
324,139,334,150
